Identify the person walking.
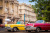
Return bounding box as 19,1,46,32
4,21,7,24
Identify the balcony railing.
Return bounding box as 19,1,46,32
4,7,9,13
0,10,2,14
0,4,3,8
19,12,23,14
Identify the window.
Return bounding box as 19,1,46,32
5,1,8,3
20,11,21,12
11,10,14,13
20,16,22,19
20,10,22,13
0,0,2,3
20,6,21,8
0,0,3,6
5,7,9,12
5,8,7,11
0,7,2,10
12,10,14,12
25,10,27,14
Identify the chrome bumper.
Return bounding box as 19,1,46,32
25,26,36,30
6,27,13,30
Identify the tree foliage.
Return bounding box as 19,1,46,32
30,0,50,22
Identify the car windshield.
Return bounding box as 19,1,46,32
16,21,24,24
36,20,45,23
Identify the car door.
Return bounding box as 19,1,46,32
17,24,25,30
48,24,50,30
39,24,46,30
46,23,50,30
45,23,50,30
42,24,46,30
45,23,48,30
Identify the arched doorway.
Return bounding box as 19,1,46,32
0,19,2,24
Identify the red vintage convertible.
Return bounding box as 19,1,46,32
25,20,50,32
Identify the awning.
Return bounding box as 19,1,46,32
0,14,5,17
14,16,20,19
5,19,11,22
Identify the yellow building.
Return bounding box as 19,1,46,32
0,0,20,24
19,3,37,23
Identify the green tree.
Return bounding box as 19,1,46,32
30,0,50,22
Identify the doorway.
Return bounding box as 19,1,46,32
0,19,2,24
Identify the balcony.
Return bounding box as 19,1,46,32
31,20,34,21
19,12,23,15
14,15,20,19
28,13,30,16
25,18,28,21
33,13,36,16
0,14,5,17
0,4,3,9
10,9,14,14
25,17,29,21
28,13,36,17
19,8,23,10
0,0,3,8
4,7,9,13
19,8,25,10
0,10,2,14
0,7,3,10
25,13,27,15
0,5,3,7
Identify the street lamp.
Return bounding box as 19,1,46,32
24,14,25,24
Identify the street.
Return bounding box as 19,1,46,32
0,30,50,33
0,28,50,33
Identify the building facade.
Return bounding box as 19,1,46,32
0,0,37,24
0,0,20,24
19,3,37,23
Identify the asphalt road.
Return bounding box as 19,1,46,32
0,27,50,33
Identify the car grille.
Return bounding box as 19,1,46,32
26,26,31,28
7,27,11,28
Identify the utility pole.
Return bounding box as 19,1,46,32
24,14,25,24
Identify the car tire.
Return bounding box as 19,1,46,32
36,27,40,32
13,27,18,32
45,30,48,32
8,30,11,32
27,30,31,32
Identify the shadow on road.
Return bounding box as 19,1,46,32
0,28,50,33
40,31,50,32
4,31,50,33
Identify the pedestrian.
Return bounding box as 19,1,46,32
4,21,7,24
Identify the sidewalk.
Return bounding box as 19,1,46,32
0,27,6,31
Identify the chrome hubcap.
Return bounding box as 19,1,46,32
14,28,17,31
37,28,40,32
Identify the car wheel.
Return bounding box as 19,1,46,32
36,28,40,32
8,30,11,32
45,30,48,32
13,28,18,32
28,30,31,32
25,30,27,32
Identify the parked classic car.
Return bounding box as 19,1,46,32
0,24,5,28
25,20,50,32
5,21,25,32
